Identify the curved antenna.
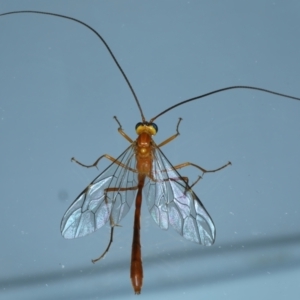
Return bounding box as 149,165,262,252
150,86,300,122
0,10,146,122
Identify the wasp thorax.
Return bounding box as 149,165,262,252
139,147,147,155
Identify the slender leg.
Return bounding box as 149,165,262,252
72,154,138,173
172,175,202,190
157,161,231,191
173,175,201,189
92,185,139,263
92,227,115,263
158,161,231,182
168,161,231,190
114,116,134,143
72,154,118,169
71,115,134,170
172,161,232,175
189,175,202,189
157,118,182,147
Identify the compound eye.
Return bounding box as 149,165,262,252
150,123,158,134
135,122,144,134
135,122,143,131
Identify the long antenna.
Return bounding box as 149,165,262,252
0,10,146,122
2,11,300,123
150,86,300,122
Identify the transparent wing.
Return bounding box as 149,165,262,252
61,145,138,239
144,146,216,246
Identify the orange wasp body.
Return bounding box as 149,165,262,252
130,126,156,292
130,125,159,293
61,117,230,294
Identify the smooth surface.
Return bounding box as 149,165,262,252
0,1,300,299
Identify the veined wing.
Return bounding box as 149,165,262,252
144,145,216,246
61,145,138,239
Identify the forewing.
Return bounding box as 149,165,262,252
145,146,216,246
61,145,138,239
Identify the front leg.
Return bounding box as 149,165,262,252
157,118,182,147
71,116,135,169
114,116,134,143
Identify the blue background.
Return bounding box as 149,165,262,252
0,1,300,299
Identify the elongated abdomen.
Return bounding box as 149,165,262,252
130,176,144,294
